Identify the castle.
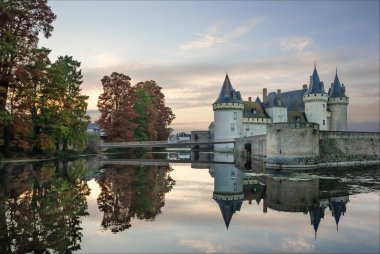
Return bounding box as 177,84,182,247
211,64,349,151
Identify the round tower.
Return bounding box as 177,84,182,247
303,64,329,130
213,74,244,152
211,164,244,229
327,69,349,131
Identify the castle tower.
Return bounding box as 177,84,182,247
211,164,244,229
213,74,244,151
303,64,329,130
327,69,349,131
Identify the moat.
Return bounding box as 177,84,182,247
0,152,379,253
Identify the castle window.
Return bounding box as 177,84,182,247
323,104,325,108
233,112,237,120
231,171,235,177
323,120,325,126
234,183,237,191
231,123,235,131
246,126,249,131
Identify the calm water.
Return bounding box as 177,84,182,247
0,152,379,253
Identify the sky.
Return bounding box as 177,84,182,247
39,0,380,133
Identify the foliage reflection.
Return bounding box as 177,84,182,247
96,163,175,233
0,160,90,253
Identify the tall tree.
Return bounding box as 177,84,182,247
135,81,175,140
6,47,51,152
0,0,56,153
133,86,157,141
40,55,89,152
97,72,138,141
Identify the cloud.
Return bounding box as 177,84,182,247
179,16,265,51
82,50,379,132
180,34,222,51
280,37,313,51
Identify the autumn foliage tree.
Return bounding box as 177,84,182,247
0,0,56,154
97,75,175,142
0,1,89,157
97,72,138,141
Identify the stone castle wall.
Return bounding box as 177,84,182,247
235,125,380,168
319,131,380,162
266,123,320,165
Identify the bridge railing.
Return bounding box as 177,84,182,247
100,138,235,147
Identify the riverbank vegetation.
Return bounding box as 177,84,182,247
0,1,174,159
97,73,175,142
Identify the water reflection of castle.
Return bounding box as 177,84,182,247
207,153,349,236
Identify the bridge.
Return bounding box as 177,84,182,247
100,158,235,167
99,138,235,148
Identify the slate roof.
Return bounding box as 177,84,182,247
214,199,243,229
265,88,307,112
329,200,347,229
214,74,243,104
310,206,327,234
243,101,270,118
288,111,308,123
87,122,101,130
305,65,327,94
328,70,347,98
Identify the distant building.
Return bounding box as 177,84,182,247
191,130,212,150
87,122,106,137
168,132,191,143
212,64,349,151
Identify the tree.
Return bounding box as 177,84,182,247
0,0,56,153
6,47,51,153
97,72,138,141
40,56,89,152
135,81,175,140
133,86,157,141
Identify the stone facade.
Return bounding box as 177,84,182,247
235,125,380,169
212,65,349,152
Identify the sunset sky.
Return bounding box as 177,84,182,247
40,0,379,133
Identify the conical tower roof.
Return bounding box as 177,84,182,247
214,199,243,229
328,69,347,98
305,63,326,94
214,74,243,104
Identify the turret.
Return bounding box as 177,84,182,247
211,164,244,229
303,63,329,130
213,74,244,151
328,196,349,231
327,69,349,131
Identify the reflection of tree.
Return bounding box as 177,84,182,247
97,164,175,233
0,160,91,253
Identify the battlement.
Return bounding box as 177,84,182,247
213,102,244,110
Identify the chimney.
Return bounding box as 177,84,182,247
303,84,307,90
263,88,267,103
248,96,252,102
